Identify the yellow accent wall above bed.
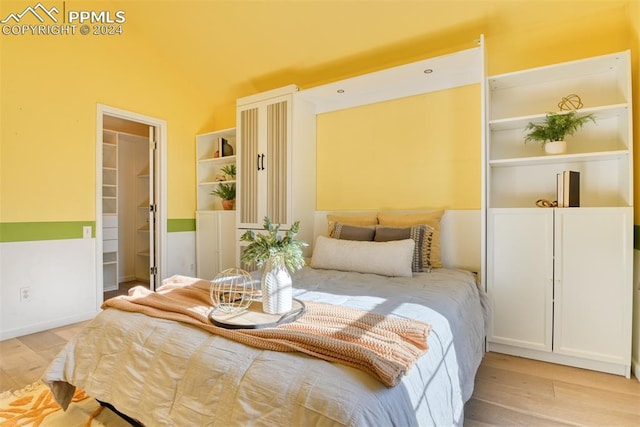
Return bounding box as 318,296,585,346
317,85,481,210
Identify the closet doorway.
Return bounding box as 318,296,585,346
96,105,167,302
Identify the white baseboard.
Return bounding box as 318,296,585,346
119,274,137,283
0,310,99,341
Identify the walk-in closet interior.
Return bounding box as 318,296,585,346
102,115,153,295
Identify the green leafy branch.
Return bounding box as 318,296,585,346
240,217,307,271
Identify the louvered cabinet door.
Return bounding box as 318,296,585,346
237,105,261,229
265,99,291,226
237,94,292,230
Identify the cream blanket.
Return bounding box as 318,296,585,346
101,276,430,387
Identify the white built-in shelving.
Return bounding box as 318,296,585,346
196,128,236,211
485,51,633,377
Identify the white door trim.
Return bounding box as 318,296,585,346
96,104,168,308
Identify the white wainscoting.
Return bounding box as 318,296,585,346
0,231,197,340
166,231,196,279
0,238,99,340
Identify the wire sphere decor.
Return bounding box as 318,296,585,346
210,268,258,314
558,93,583,111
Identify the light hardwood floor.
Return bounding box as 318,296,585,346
2,316,639,425
466,352,640,426
0,280,143,392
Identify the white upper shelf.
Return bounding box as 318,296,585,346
297,43,484,114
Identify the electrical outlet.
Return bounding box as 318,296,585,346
20,287,31,302
83,226,92,239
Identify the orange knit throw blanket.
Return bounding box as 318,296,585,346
101,277,431,387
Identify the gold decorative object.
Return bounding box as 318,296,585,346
536,199,558,208
558,94,583,111
210,268,258,314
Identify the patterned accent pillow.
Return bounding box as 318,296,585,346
330,223,376,241
377,210,444,268
374,224,434,272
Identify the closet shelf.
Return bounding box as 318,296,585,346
199,180,236,186
198,155,236,164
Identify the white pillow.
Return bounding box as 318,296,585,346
310,235,415,277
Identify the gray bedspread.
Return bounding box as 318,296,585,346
43,267,487,426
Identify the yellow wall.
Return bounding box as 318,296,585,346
0,1,637,223
317,85,480,210
0,1,212,222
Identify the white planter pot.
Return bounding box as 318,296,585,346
544,140,567,154
261,255,292,314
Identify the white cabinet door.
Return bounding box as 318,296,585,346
553,207,632,366
196,211,236,280
487,208,554,352
237,94,292,230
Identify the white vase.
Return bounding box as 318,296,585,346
544,140,567,154
261,255,292,314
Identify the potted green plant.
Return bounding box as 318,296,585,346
220,164,236,180
240,217,307,314
211,182,235,210
524,111,596,154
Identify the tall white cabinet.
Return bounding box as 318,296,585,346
485,51,633,377
235,85,316,267
195,129,237,277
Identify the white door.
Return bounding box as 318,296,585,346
487,208,554,352
148,125,158,289
553,207,632,366
196,211,236,280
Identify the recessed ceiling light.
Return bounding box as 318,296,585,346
424,69,433,74
337,89,345,93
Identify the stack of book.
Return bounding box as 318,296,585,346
557,170,580,207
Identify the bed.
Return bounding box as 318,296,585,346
43,210,488,426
